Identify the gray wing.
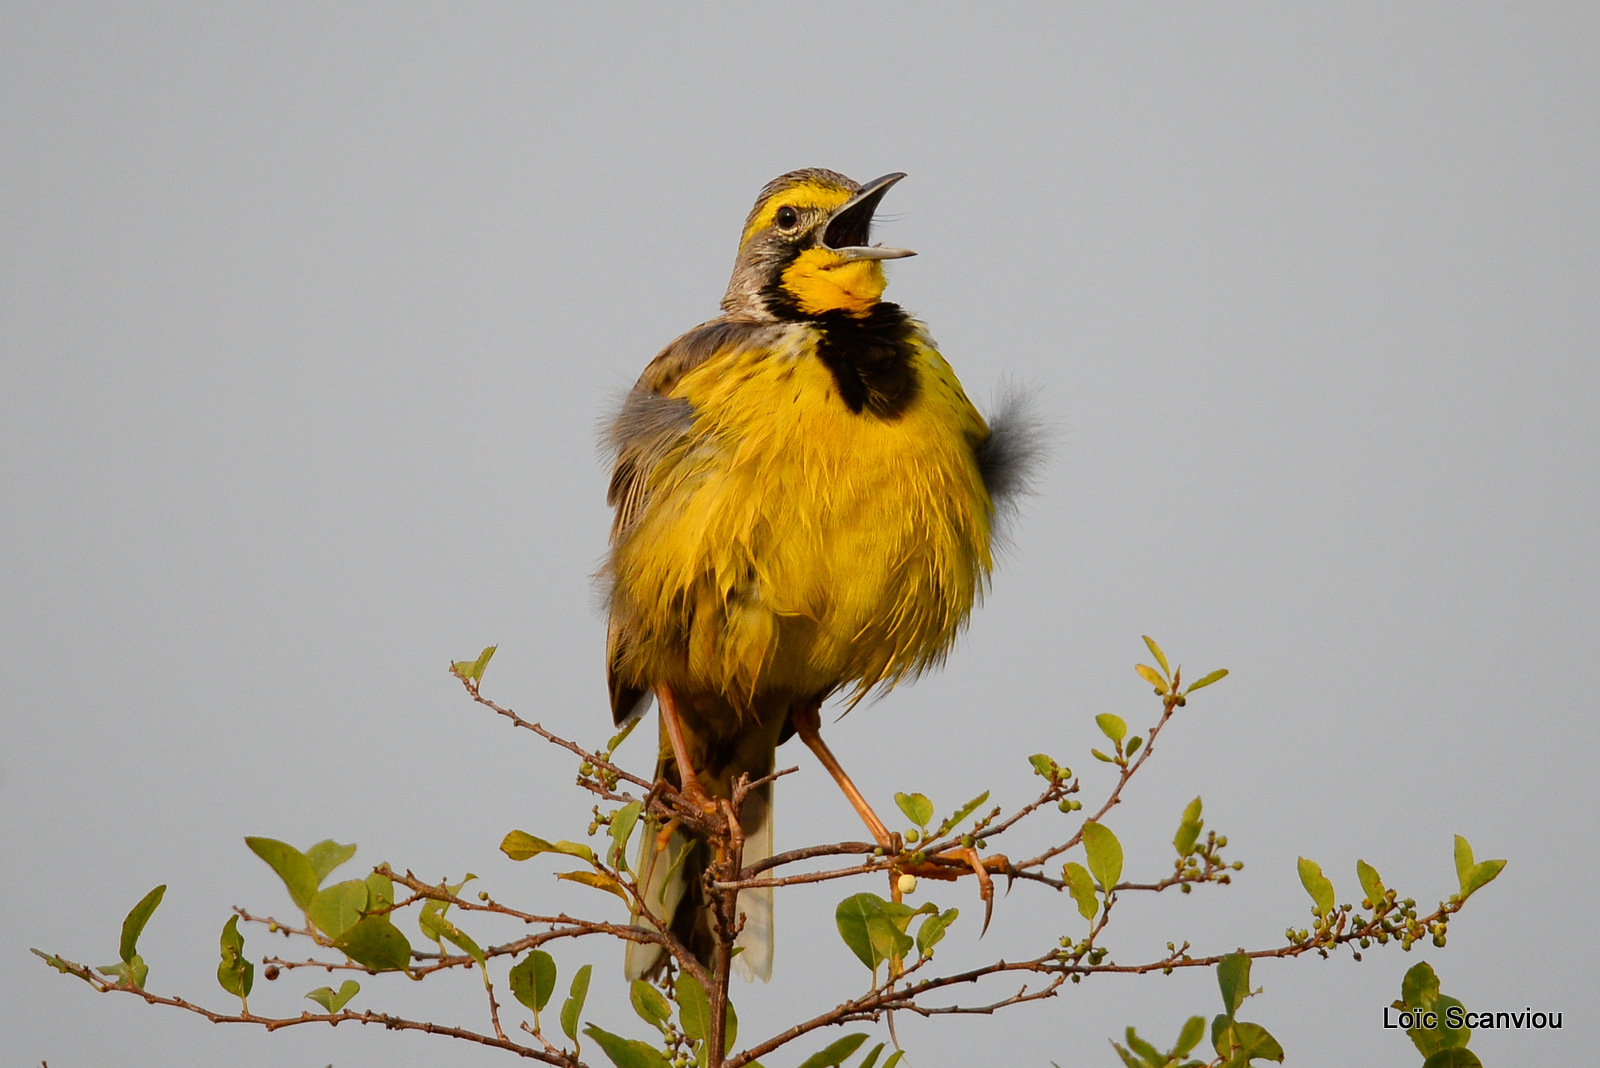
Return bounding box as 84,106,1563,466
602,317,781,724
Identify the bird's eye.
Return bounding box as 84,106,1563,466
775,206,800,231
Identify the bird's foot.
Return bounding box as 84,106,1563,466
897,848,1012,934
649,776,724,825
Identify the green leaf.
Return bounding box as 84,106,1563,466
609,801,643,871
1421,1051,1482,1068
418,899,447,941
946,790,990,830
1062,862,1098,921
675,970,711,1042
1452,835,1505,901
1452,835,1474,891
1091,748,1115,763
1111,1044,1143,1068
1432,996,1471,1052
1400,981,1470,1060
1210,1014,1230,1056
305,978,359,1013
893,792,934,827
858,1042,886,1068
583,1023,670,1068
1095,713,1128,743
1174,797,1204,856
364,870,394,913
1081,822,1123,891
1217,1021,1283,1063
1355,859,1385,907
510,949,558,1016
1125,1027,1164,1066
119,885,166,964
1135,664,1169,692
630,978,672,1032
1217,952,1251,1018
99,954,149,990
915,907,959,956
1028,754,1058,779
1174,1014,1206,1056
216,915,253,1002
1142,635,1171,677
606,716,640,754
331,916,413,971
878,898,935,934
501,830,596,863
304,840,358,885
882,1051,905,1068
1400,961,1440,1009
560,963,592,1043
1297,857,1335,918
31,949,74,975
246,837,318,910
417,905,485,968
309,879,369,940
672,970,734,1054
796,1033,869,1068
442,922,486,969
450,644,497,681
835,893,913,972
1125,736,1142,757
557,870,629,903
1184,668,1229,694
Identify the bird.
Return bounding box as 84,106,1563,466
602,168,1038,980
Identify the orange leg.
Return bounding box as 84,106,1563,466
791,700,1007,931
791,699,895,849
655,685,717,814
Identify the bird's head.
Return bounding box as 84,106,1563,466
722,169,915,320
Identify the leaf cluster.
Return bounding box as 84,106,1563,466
30,636,1508,1068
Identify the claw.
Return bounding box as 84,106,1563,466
896,848,1011,934
961,846,995,934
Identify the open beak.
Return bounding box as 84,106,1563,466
822,172,916,261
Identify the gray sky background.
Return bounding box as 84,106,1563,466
4,5,1596,1066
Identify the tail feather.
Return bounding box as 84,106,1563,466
731,786,773,981
625,782,775,982
625,816,694,980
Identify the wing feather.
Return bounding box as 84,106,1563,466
603,317,783,723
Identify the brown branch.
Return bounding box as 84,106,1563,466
1014,694,1182,873
36,954,580,1066
459,678,653,792
383,866,717,996
901,974,1068,1016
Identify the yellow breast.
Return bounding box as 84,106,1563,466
610,322,993,707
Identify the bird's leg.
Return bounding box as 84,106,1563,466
790,699,896,850
655,685,719,816
790,700,1008,930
